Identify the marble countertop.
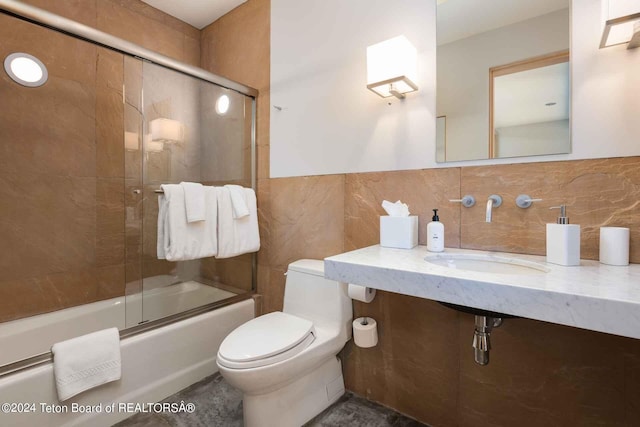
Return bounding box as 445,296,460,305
324,245,640,339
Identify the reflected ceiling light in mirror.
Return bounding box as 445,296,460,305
4,52,48,87
216,94,230,115
150,118,183,143
600,0,640,49
366,35,418,99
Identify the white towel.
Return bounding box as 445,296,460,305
51,328,121,401
216,186,260,259
157,184,218,261
225,184,250,219
181,182,206,223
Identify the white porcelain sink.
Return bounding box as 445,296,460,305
425,253,549,275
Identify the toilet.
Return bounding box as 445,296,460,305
216,259,353,427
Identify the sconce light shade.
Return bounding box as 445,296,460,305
143,134,164,153
367,35,418,99
150,118,184,143
600,0,640,49
124,131,139,151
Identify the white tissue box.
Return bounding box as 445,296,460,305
380,216,418,249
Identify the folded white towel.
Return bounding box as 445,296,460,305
51,328,121,401
216,186,260,259
181,182,206,223
157,184,218,261
225,184,250,219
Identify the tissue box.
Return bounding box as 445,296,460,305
380,216,418,249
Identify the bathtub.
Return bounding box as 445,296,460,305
0,298,254,427
0,279,238,367
126,280,237,327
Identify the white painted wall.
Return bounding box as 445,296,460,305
496,119,570,158
570,0,640,161
270,0,640,176
270,0,436,177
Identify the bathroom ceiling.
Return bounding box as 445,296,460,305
437,0,570,45
141,0,247,29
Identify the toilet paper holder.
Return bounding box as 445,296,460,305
353,317,378,348
347,283,376,303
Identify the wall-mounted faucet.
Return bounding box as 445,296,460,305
485,195,502,222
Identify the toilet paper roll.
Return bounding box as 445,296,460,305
348,284,376,303
353,317,378,348
600,227,630,266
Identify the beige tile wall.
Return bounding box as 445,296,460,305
460,157,640,262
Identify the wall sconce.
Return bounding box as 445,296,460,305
600,0,640,49
143,134,164,153
366,35,418,99
150,118,184,143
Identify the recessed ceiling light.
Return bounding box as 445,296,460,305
216,94,230,115
4,52,48,87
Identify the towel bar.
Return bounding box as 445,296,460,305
131,189,164,194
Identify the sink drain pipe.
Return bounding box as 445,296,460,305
472,315,503,365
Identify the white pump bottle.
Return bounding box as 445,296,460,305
427,209,444,252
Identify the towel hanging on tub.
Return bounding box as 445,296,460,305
51,328,121,401
216,186,260,259
180,181,206,223
157,184,218,261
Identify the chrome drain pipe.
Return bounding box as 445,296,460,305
472,315,503,365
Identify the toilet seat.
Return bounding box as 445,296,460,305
217,312,316,369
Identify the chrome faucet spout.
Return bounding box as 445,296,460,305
485,195,502,223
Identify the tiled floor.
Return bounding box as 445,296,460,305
114,373,427,427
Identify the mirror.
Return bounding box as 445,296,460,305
436,0,571,162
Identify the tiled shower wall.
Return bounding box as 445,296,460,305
204,1,640,425
0,0,200,323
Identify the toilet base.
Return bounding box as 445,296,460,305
242,356,345,427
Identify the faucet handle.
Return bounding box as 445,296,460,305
516,194,542,209
449,195,476,208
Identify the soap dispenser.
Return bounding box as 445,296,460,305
546,205,580,266
427,209,444,252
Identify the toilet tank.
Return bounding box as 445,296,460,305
283,260,352,337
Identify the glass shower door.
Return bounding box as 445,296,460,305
124,59,254,327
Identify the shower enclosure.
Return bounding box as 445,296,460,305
124,58,255,327
0,1,257,369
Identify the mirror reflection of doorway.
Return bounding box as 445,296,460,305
489,50,570,159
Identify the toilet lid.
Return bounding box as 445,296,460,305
217,312,315,368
